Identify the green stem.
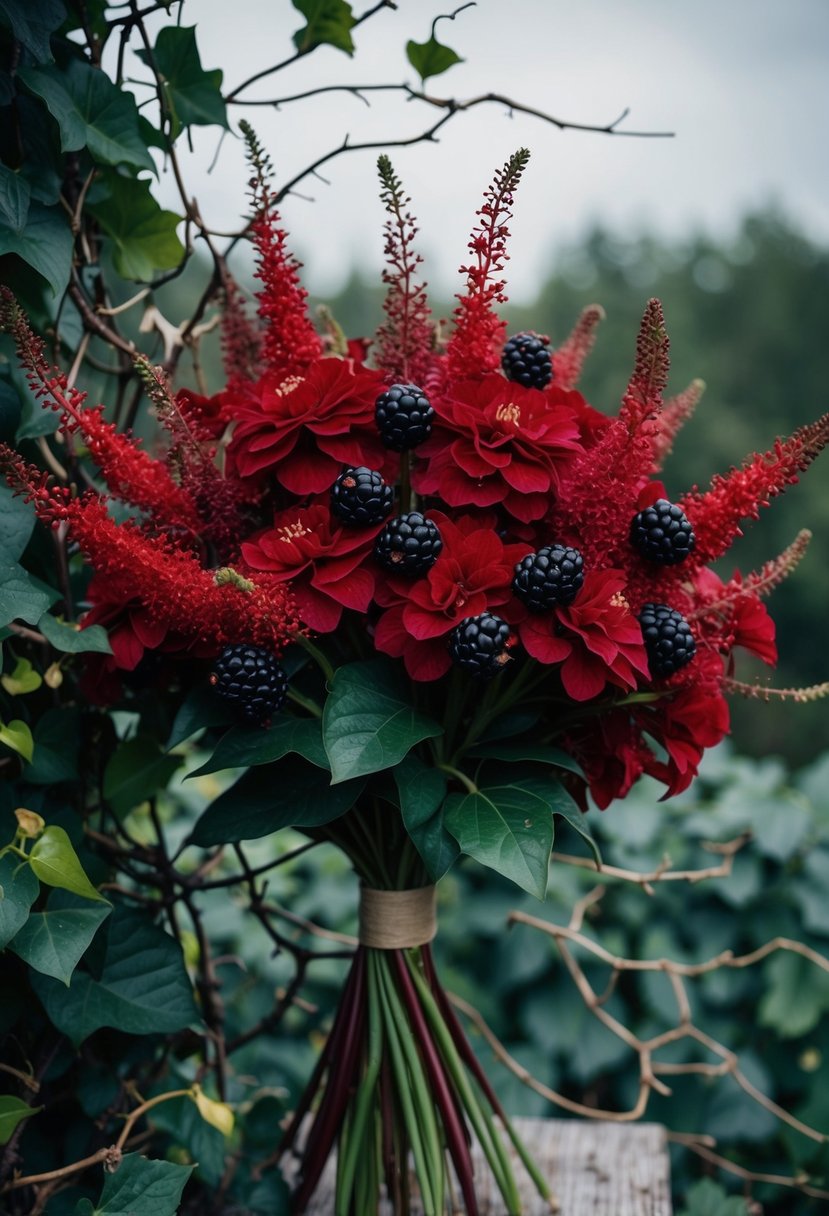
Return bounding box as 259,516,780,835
436,762,477,795
294,634,336,684
285,688,322,718
335,953,384,1213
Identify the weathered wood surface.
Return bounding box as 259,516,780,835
297,1117,672,1214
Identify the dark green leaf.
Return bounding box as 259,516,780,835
148,1092,226,1188
0,561,58,627
0,0,65,63
322,659,442,783
137,26,228,137
0,164,30,233
0,1095,41,1145
31,905,199,1043
406,34,463,85
444,778,556,898
37,613,113,654
758,950,829,1039
25,707,81,784
189,716,328,778
62,57,154,171
76,1152,193,1216
88,175,184,281
394,755,458,881
0,483,35,561
191,759,363,846
0,202,73,296
9,890,111,984
0,378,22,443
103,735,182,816
292,0,356,55
166,684,236,750
469,741,585,778
16,65,87,150
678,1178,751,1216
30,824,108,902
0,852,39,948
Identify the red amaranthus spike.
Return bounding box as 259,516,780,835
240,119,322,380
651,378,706,471
680,415,829,565
374,155,433,386
619,297,670,431
689,530,812,622
445,148,531,383
551,305,604,390
220,273,263,389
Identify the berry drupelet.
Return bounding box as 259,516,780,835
638,604,696,677
375,383,434,451
630,499,696,565
374,512,443,576
513,544,584,612
210,643,288,724
330,466,394,526
449,612,515,678
501,332,553,390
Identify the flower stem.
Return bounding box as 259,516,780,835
335,951,384,1213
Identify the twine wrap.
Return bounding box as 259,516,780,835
358,885,437,949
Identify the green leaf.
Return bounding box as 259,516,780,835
147,1092,226,1188
758,950,829,1039
469,742,586,778
9,890,111,984
0,560,59,628
31,906,199,1044
0,718,33,762
406,34,463,85
1,656,42,695
678,1178,750,1216
76,1151,193,1216
0,202,73,296
0,0,65,63
0,852,39,948
37,613,112,654
292,0,356,55
444,778,556,898
191,759,363,846
29,825,107,902
88,175,184,281
137,26,228,137
25,707,81,784
189,716,328,778
0,483,35,561
322,659,442,784
62,57,154,171
166,684,237,750
0,164,31,233
0,1095,41,1146
103,735,182,816
394,755,458,881
16,65,88,150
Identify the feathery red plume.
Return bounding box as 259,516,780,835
651,378,705,471
220,273,263,389
552,305,604,389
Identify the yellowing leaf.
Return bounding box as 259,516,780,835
29,825,108,903
2,657,42,695
0,719,34,762
14,807,45,839
44,662,63,689
192,1086,234,1137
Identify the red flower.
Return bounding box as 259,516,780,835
570,711,651,810
635,658,730,797
515,569,650,701
689,568,777,667
227,358,389,494
374,513,524,680
241,502,379,632
413,375,583,523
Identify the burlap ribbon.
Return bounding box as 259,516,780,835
358,885,437,949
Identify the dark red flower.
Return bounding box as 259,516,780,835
413,375,583,523
227,358,389,494
635,656,730,797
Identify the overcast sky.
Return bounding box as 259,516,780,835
138,0,829,302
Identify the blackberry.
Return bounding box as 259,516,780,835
513,544,584,612
330,466,393,526
210,643,288,724
630,498,696,565
501,332,553,390
638,603,696,678
448,612,514,679
374,512,443,576
375,383,434,451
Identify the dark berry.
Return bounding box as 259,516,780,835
513,544,584,612
330,466,393,526
630,498,696,566
448,612,515,679
501,332,553,390
210,643,288,724
375,383,434,451
638,603,696,678
374,512,443,576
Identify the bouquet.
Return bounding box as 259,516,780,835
2,134,826,1215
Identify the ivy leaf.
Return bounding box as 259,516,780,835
0,483,35,561
0,853,39,948
406,34,463,86
394,755,458,881
88,175,184,281
0,718,34,762
1,657,42,695
0,202,73,296
9,890,111,984
758,950,829,1039
137,26,228,137
678,1178,752,1216
189,716,328,778
444,777,556,898
76,1152,193,1216
0,0,65,63
61,57,154,172
25,707,81,784
30,906,199,1044
37,613,113,654
16,65,87,151
30,825,108,902
0,1095,41,1146
0,164,31,233
468,741,586,778
103,735,182,816
322,659,442,784
292,0,356,56
0,561,59,628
